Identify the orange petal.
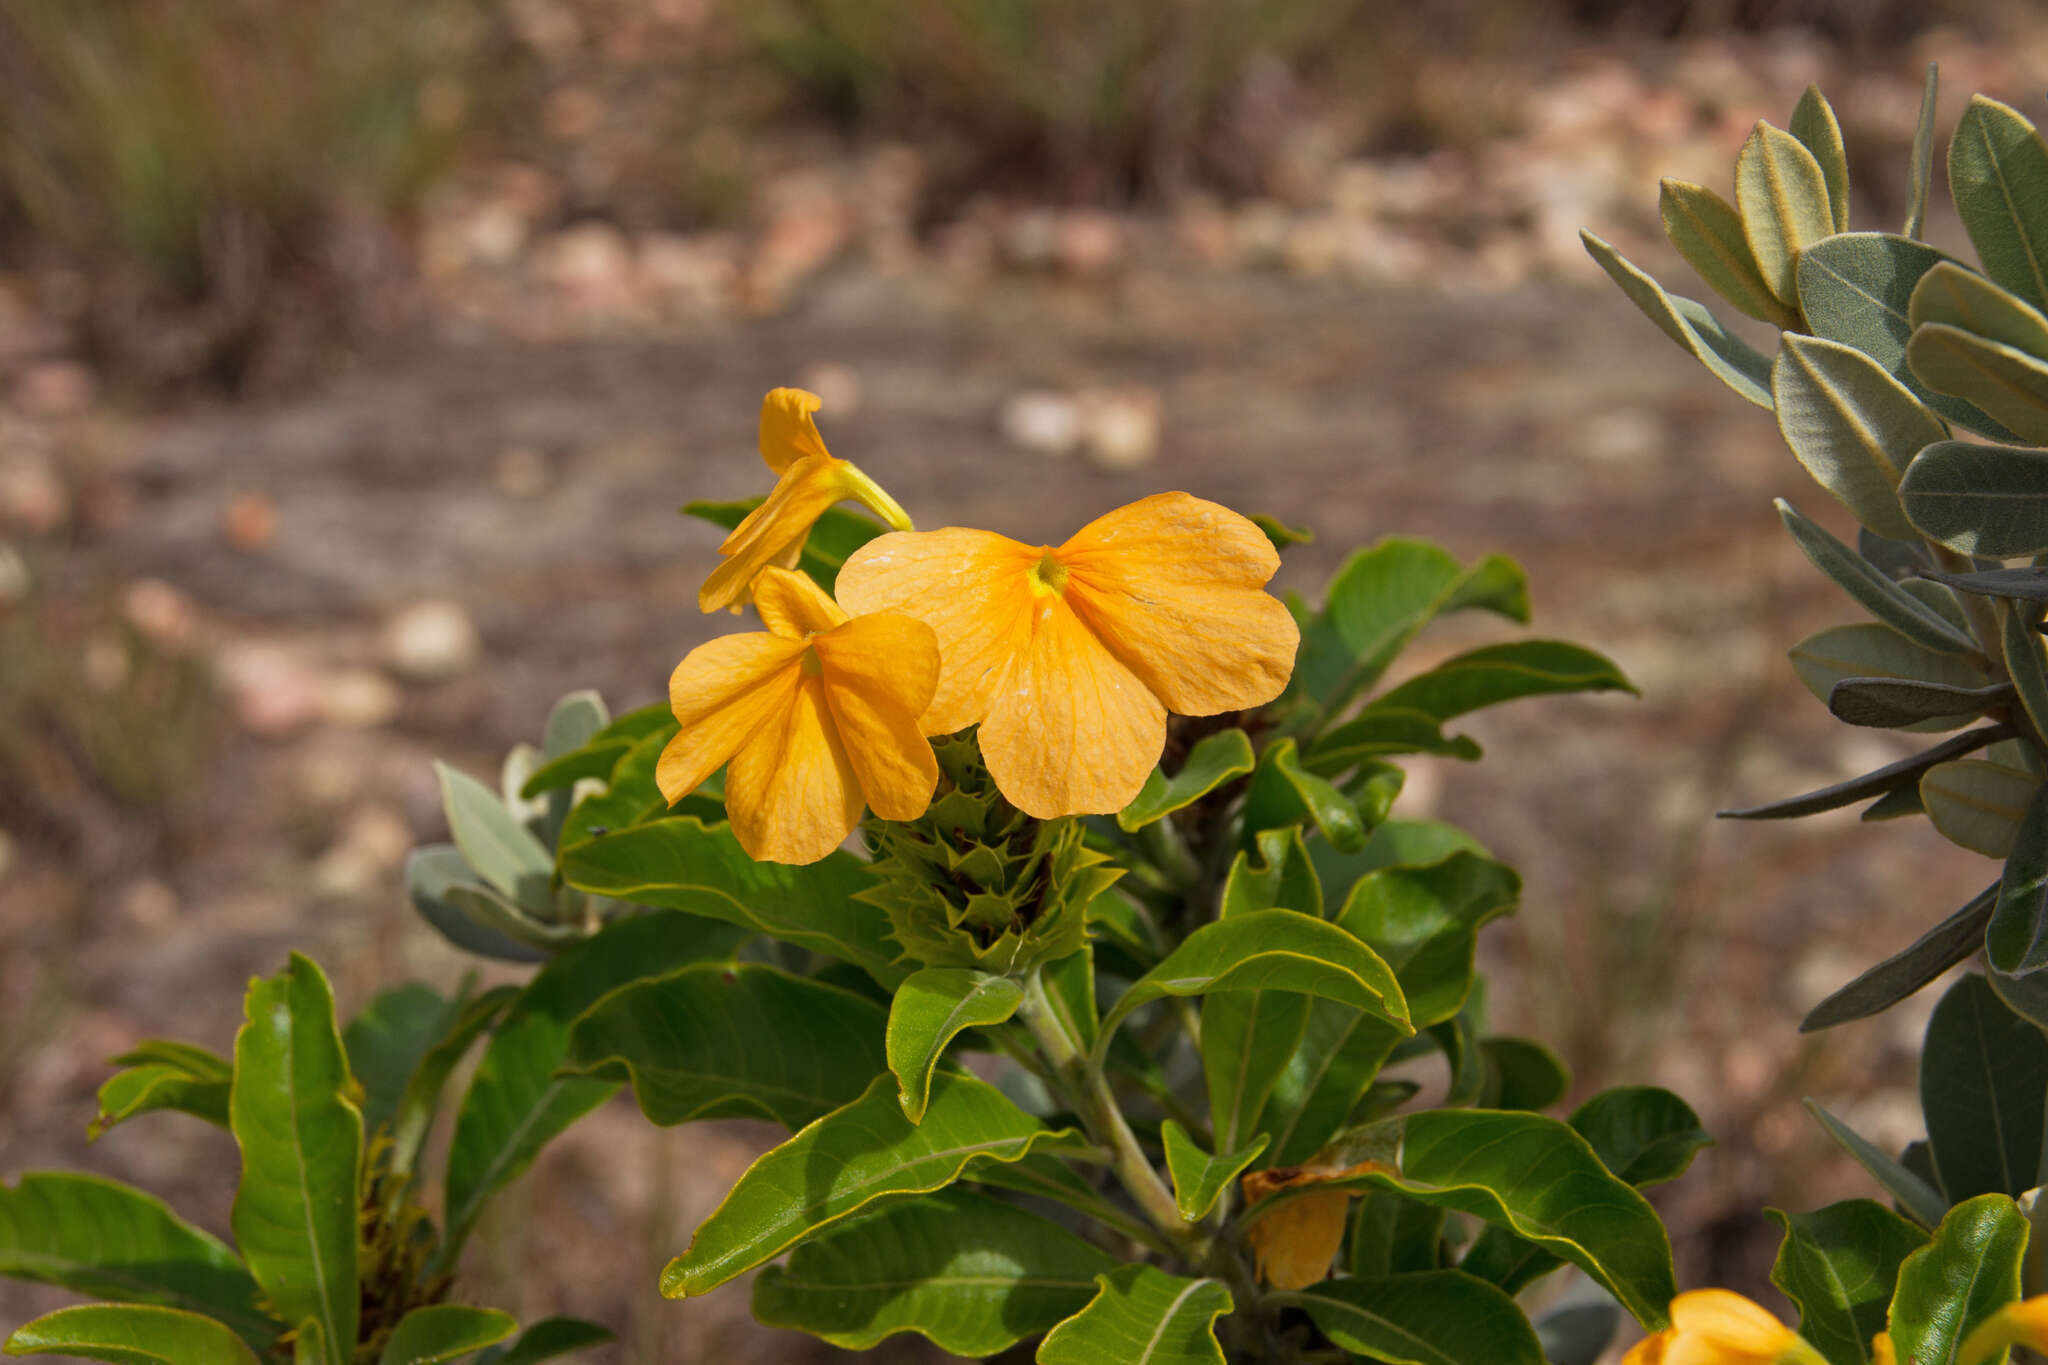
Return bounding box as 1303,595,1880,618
836,528,1041,734
1245,1190,1349,1291
725,673,864,864
1669,1291,1793,1356
1620,1330,1674,1365
656,632,807,802
977,593,1166,817
1870,1332,1895,1365
815,613,941,820
759,387,830,474
700,454,850,613
753,565,848,639
1060,492,1299,715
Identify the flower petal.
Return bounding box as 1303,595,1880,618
656,632,807,802
978,594,1166,817
1668,1290,1792,1356
1061,491,1299,715
759,387,830,474
725,674,864,864
815,613,941,820
753,565,848,639
700,453,850,613
1620,1331,1673,1365
836,527,1041,734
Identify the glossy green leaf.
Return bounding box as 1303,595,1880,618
1117,729,1255,832
561,817,900,985
682,500,885,595
1368,641,1635,724
376,1307,516,1365
1306,708,1483,772
435,762,553,908
1243,739,1366,852
1479,1037,1570,1112
1902,440,2048,557
662,1072,1083,1297
1769,1201,1927,1365
1801,882,1999,1031
1567,1086,1713,1187
1335,852,1520,1030
1160,1122,1267,1223
229,955,359,1359
342,985,450,1141
518,701,672,800
89,1043,231,1140
1923,757,2039,858
1911,261,2048,360
1259,1001,1406,1169
1093,910,1409,1066
1905,64,1938,238
0,1174,270,1345
1950,95,2048,311
887,968,1023,1123
443,911,741,1260
469,1318,613,1365
1592,230,1775,407
1909,323,2048,442
1772,341,1943,546
565,961,886,1129
751,1186,1113,1356
1887,1194,2028,1365
1806,1101,1948,1228
1273,1109,1677,1328
1349,1192,1446,1277
293,1320,325,1365
1273,1272,1546,1365
557,729,694,855
1789,623,1992,725
386,985,518,1182
1036,1266,1231,1365
1251,513,1314,551
1659,178,1794,326
1218,828,1323,919
4,1304,262,1365
1776,494,1973,655
1791,85,1851,234
406,845,546,964
1720,724,2009,820
1202,991,1309,1156
1921,973,2048,1200
1737,120,1835,305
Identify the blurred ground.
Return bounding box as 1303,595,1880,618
4,4,2047,1361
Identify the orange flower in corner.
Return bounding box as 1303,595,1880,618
835,492,1299,818
1623,1291,1823,1365
659,566,939,863
699,388,913,613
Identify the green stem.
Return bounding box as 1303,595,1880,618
1136,816,1205,895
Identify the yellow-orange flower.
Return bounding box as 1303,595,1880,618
835,492,1299,818
659,567,939,863
1959,1295,2048,1364
1623,1292,1820,1365
698,388,913,614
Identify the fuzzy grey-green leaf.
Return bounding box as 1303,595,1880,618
1910,261,2048,359
1949,95,2048,312
1660,178,1795,326
1908,323,2048,443
1581,230,1774,408
1737,121,1836,306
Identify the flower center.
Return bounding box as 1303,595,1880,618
800,646,824,677
1028,550,1070,597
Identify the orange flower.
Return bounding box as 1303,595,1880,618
659,567,939,863
1959,1295,2048,1364
699,388,913,614
835,492,1299,818
1623,1291,1821,1365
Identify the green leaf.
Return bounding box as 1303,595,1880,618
1659,178,1796,327
1887,1194,2028,1365
1828,679,2012,729
1770,1201,1927,1365
1479,1037,1569,1112
1243,739,1366,853
1806,1101,1948,1228
1720,724,2010,820
1991,778,2048,975
386,985,519,1181
1909,323,2048,443
1791,85,1852,234
1251,513,1314,551
1335,852,1520,1030
443,911,742,1259
1036,1266,1231,1365
1789,623,1993,725
1272,1272,1546,1365
1093,910,1409,1066
557,728,696,856
1306,709,1483,772
1905,64,1939,239
887,968,1023,1123
561,817,900,985
293,1320,326,1365
441,885,584,954
4,1304,262,1365
1259,1002,1406,1169
1367,641,1635,724
0,1175,270,1345
1218,828,1323,918
1348,1193,1446,1277
1737,120,1836,306
565,962,886,1129
1911,261,2048,360
1117,729,1255,832
1802,882,2000,1031
229,954,359,1359
1922,757,2039,858
1772,339,1943,546
1272,1108,1677,1328
1951,95,2048,311
1921,973,2048,1200
1584,233,1777,407
1159,1122,1267,1223
90,1042,231,1140
518,701,672,800
434,762,553,908
1902,440,2048,557
469,1317,613,1365
342,985,450,1141
376,1307,515,1365
405,846,546,964
682,500,884,595
662,1072,1083,1297
1567,1086,1713,1187
1933,566,2048,602
1202,991,1310,1156
751,1186,1113,1356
